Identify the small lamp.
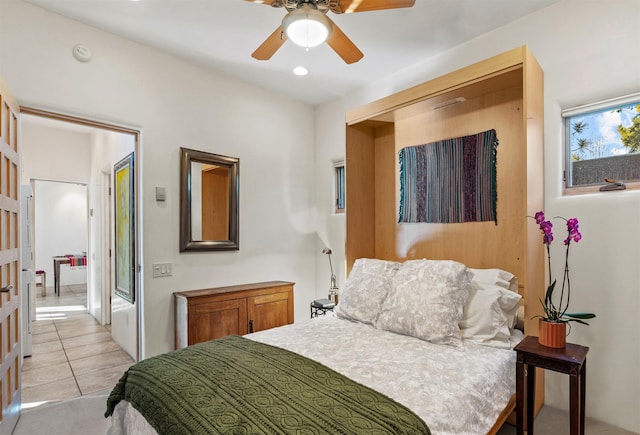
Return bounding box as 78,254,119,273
282,4,332,49
322,248,339,303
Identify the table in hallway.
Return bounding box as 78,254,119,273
53,254,87,296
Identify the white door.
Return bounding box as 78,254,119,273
0,75,22,434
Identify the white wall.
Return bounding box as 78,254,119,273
21,121,92,185
21,122,91,288
33,180,88,288
88,129,136,357
315,1,640,432
0,0,317,360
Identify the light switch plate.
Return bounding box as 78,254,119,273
152,262,172,278
155,187,166,202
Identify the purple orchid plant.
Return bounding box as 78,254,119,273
532,211,596,325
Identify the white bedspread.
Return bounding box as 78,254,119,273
108,314,521,435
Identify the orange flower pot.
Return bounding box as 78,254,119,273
538,319,567,348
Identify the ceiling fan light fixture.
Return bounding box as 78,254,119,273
282,5,331,49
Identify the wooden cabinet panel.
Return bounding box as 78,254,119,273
248,291,292,333
191,298,247,342
175,281,294,349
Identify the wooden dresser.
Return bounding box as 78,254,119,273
174,281,294,349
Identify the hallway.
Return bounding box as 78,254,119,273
22,283,134,407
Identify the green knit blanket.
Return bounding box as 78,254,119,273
105,335,430,434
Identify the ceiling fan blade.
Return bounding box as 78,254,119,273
244,0,281,6
334,0,415,14
326,20,363,64
251,26,286,60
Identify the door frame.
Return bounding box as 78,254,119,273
101,168,112,326
20,106,143,361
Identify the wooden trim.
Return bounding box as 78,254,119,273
523,46,545,336
20,106,140,136
564,180,640,195
0,76,19,113
345,124,377,275
346,46,526,125
174,281,295,300
487,394,516,435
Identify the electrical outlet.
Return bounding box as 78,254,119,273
152,262,172,278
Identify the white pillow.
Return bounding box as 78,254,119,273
460,281,522,349
334,258,400,325
470,268,519,292
375,259,472,346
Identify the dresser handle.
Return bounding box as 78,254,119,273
0,285,13,293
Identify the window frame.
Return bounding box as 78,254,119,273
563,93,640,195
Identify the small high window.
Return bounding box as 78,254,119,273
564,93,640,192
334,161,345,214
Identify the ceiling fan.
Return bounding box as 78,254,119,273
245,0,416,64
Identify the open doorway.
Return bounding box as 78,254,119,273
32,180,88,301
19,109,140,406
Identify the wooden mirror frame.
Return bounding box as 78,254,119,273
180,147,239,252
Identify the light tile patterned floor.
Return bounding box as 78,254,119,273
22,284,134,406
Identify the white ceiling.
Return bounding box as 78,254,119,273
24,0,558,106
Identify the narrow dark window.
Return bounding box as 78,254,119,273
334,161,345,214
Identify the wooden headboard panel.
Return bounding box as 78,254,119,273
345,46,545,337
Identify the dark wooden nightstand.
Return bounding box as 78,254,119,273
514,335,589,435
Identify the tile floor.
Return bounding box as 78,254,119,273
22,283,135,406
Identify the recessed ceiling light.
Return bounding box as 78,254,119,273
293,66,309,76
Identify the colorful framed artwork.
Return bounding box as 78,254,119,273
114,152,135,303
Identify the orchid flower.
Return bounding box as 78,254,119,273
530,211,595,325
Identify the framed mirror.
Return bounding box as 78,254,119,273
180,147,239,251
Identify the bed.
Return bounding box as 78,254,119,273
106,258,524,434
